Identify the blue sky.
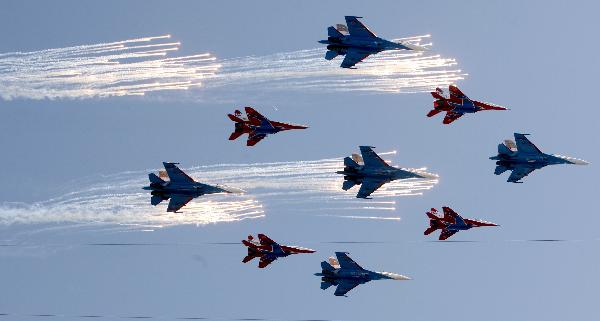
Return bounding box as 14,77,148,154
0,1,599,320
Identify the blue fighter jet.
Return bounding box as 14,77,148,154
490,133,588,183
143,162,243,212
337,146,437,199
315,252,410,297
319,16,426,69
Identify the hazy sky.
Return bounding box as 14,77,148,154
0,1,599,320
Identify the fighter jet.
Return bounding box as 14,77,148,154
319,16,426,69
427,85,508,124
337,146,436,199
242,234,315,268
315,252,410,297
227,107,308,146
424,207,498,240
143,162,243,213
490,133,589,183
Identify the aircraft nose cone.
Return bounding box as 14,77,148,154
381,272,411,280
402,42,428,51
572,159,589,165
218,185,246,194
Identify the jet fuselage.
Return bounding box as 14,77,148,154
316,269,392,281
143,181,224,196
434,99,480,114
319,35,410,52
337,166,424,180
490,153,573,167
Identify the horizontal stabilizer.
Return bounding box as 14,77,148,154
229,130,244,141
242,239,258,249
320,281,334,290
424,226,438,235
150,195,163,206
325,50,339,61
427,109,442,117
494,165,509,175
242,254,258,264
342,179,359,191
227,113,244,123
426,210,439,220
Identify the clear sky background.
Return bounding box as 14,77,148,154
0,1,599,320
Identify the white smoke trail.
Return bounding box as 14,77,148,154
202,35,466,95
0,35,220,100
0,34,464,101
0,153,438,229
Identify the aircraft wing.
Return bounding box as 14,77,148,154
442,111,464,124
334,279,363,297
453,213,467,227
448,85,469,99
442,206,458,223
247,132,267,146
258,233,275,246
242,254,259,264
344,16,376,38
244,107,267,123
507,166,536,183
442,206,466,226
439,229,458,240
514,133,543,155
163,162,195,184
228,130,244,141
359,146,390,169
424,226,438,235
340,48,372,68
356,178,388,199
166,194,194,212
258,255,276,269
335,252,364,271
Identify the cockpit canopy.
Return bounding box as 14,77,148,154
503,139,517,152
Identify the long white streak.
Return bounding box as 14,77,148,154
317,214,402,221
0,153,438,229
0,35,220,100
199,42,466,96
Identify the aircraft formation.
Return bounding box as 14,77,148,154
136,16,590,296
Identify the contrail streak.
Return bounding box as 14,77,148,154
0,34,464,101
0,153,438,229
0,35,220,100
202,35,466,95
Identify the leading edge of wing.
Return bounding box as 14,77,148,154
340,49,372,68
356,178,388,199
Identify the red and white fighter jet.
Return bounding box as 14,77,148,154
242,234,315,268
227,107,308,146
425,207,499,240
427,85,508,124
